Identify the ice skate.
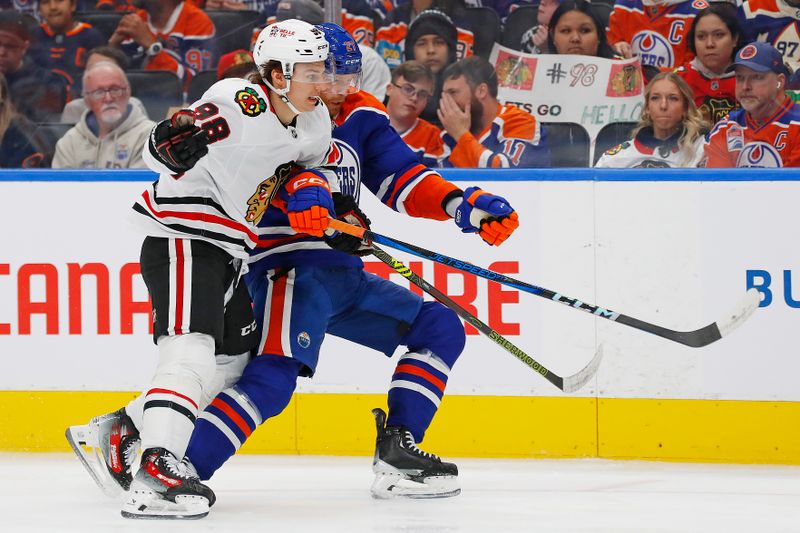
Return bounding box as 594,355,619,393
65,408,140,497
121,447,215,520
370,408,460,499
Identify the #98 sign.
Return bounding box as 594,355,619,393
490,44,645,151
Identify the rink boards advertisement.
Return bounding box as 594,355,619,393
1,169,799,462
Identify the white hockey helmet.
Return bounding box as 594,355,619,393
253,19,330,83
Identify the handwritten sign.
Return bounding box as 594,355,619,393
490,44,646,158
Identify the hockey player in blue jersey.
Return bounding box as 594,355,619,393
67,23,521,502
178,23,520,500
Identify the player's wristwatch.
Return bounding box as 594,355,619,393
145,41,163,57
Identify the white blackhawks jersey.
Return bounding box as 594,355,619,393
595,133,705,168
133,78,335,260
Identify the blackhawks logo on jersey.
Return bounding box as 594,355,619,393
604,142,629,156
235,87,267,117
245,162,296,224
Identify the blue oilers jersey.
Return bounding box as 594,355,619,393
247,91,459,281
738,0,800,73
30,22,105,98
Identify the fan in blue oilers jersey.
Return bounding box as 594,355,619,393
178,23,521,501
29,0,105,100
64,19,339,520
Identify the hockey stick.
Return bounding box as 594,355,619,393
330,218,760,348
368,243,602,393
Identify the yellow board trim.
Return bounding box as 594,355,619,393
3,392,799,464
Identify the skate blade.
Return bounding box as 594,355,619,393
371,471,461,499
121,493,210,520
65,425,124,498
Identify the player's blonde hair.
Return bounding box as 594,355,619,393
633,71,708,166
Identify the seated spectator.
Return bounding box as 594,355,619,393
705,42,800,167
52,61,154,168
29,0,105,100
273,0,390,99
386,60,446,166
217,48,254,80
438,56,550,167
403,9,459,126
0,10,67,122
375,0,473,69
61,45,148,122
109,0,215,88
675,3,741,126
546,0,617,58
0,71,48,167
520,0,560,54
596,71,707,168
608,0,706,69
738,0,800,75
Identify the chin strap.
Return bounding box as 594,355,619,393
264,78,302,117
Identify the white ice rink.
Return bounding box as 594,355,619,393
3,453,800,532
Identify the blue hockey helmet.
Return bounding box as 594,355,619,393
317,22,363,94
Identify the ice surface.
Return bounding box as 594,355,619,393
2,453,799,532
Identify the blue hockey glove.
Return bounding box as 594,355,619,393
325,193,373,256
279,170,335,237
454,186,520,246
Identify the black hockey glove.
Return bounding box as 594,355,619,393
148,109,209,174
325,193,373,256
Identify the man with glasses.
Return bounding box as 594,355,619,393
52,62,154,168
386,60,446,167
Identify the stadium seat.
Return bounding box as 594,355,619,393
542,122,590,167
501,4,539,51
76,11,124,43
126,70,183,120
463,7,502,59
205,10,263,61
593,121,637,165
187,70,218,104
591,2,613,30
33,122,75,160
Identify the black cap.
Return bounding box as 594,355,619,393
405,9,457,63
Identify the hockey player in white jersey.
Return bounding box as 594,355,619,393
65,19,339,520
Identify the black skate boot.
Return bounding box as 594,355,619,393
370,407,460,499
121,447,216,520
65,408,141,496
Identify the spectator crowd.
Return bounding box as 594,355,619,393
0,0,799,169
